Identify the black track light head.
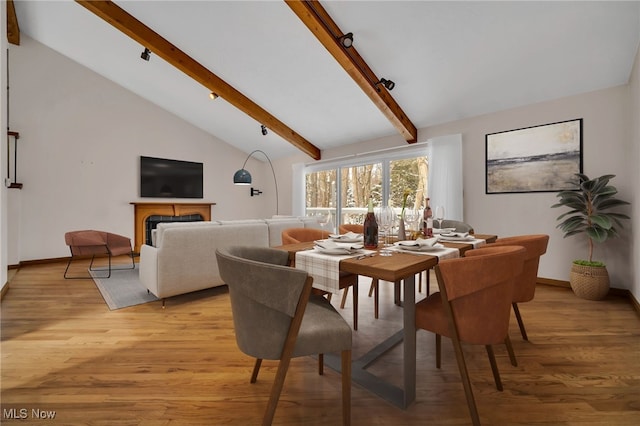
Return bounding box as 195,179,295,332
376,78,395,91
141,48,151,61
338,32,354,48
261,125,268,136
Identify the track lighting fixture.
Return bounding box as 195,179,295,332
261,125,268,136
338,32,354,48
209,92,219,100
376,78,395,91
140,47,151,61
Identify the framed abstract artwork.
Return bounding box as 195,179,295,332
486,118,583,194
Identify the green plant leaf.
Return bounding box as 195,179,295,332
590,215,612,229
586,226,609,243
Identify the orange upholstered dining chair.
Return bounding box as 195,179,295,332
281,228,360,330
64,230,135,279
487,234,549,341
415,245,526,426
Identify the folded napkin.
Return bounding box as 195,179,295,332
397,237,439,247
433,227,456,234
314,239,364,251
438,232,476,242
328,231,363,241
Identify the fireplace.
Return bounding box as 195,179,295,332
131,202,215,253
145,214,204,246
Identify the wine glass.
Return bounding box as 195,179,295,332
435,206,445,230
316,211,331,239
376,206,395,255
404,208,420,239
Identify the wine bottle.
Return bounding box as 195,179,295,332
363,199,378,249
423,198,433,237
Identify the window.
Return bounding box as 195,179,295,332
302,145,429,229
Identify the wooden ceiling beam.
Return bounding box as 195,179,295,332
75,0,321,160
286,0,418,143
7,0,20,45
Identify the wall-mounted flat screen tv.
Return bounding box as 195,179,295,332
140,156,203,198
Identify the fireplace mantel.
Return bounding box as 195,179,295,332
131,202,215,253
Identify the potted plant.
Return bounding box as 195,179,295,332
552,173,630,300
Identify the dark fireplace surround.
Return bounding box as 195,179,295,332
145,214,203,246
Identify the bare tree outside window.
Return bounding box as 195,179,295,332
305,155,428,227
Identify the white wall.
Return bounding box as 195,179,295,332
278,85,636,293
1,1,8,291
8,36,275,262
630,42,640,300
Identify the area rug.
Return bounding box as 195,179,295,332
89,265,159,310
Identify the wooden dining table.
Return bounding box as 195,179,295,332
275,233,497,409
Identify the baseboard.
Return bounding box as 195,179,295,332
19,256,69,267
0,282,9,301
538,277,639,316
538,277,570,288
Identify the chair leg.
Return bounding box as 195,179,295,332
318,354,324,375
418,271,422,293
451,335,481,426
368,280,375,297
341,350,352,426
89,253,112,278
512,303,528,341
251,358,262,383
373,279,379,319
352,283,358,331
485,345,503,391
436,334,442,369
504,335,518,366
340,287,349,309
263,355,293,426
426,269,430,296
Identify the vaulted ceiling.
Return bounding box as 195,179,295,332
10,1,640,160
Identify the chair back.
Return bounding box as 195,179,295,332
281,227,324,244
436,245,526,345
65,230,108,255
216,246,311,360
339,224,363,234
488,234,549,303
439,219,474,234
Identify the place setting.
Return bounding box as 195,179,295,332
389,236,460,260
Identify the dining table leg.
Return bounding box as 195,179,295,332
403,274,417,407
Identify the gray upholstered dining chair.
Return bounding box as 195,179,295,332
216,246,352,426
439,219,475,234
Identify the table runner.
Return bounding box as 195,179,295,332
295,249,375,294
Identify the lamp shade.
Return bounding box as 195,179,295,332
233,168,252,185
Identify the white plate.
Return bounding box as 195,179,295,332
393,242,445,252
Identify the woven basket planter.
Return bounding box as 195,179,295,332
569,263,610,301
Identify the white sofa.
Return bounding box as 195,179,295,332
139,217,323,300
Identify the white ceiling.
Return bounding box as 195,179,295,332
13,1,640,160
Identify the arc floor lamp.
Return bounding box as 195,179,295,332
233,150,279,215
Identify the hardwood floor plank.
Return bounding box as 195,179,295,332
1,263,639,425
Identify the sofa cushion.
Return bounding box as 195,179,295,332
265,218,304,246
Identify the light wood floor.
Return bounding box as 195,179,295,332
1,259,639,425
